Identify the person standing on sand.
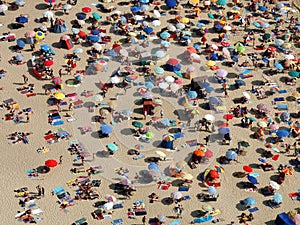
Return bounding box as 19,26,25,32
22,74,28,84
36,185,42,197
59,155,63,164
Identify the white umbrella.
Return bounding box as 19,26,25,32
242,92,251,100
269,181,280,190
152,20,161,27
111,10,121,15
204,114,215,121
110,76,120,84
119,49,128,57
170,83,180,92
43,11,54,20
93,43,102,51
284,54,295,60
63,4,72,10
223,25,232,31
158,82,169,90
167,25,176,32
78,20,85,25
190,53,200,60
165,76,175,83
155,50,166,58
0,4,8,11
153,10,161,18
133,15,143,21
171,191,183,200
94,94,104,102
103,202,114,211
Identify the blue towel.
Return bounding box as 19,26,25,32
277,104,288,110
178,186,189,192
274,97,284,102
193,216,213,223
249,207,259,213
278,90,287,94
169,221,181,225
183,195,191,200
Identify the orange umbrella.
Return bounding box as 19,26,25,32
194,149,205,157
282,168,293,175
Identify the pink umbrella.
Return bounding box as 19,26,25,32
216,69,228,78
222,48,230,58
270,123,279,130
292,214,300,223
205,149,213,158
25,31,35,38
187,66,195,73
211,44,219,51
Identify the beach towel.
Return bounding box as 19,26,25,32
112,218,123,225
26,93,36,97
52,187,65,195
274,97,285,102
183,195,191,200
186,139,198,147
178,186,189,192
158,183,170,190
169,221,181,225
278,90,287,94
193,216,213,224
288,192,299,200
249,207,259,213
277,104,288,110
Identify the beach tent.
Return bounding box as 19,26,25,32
53,19,68,33
59,35,73,50
275,213,295,225
165,58,181,72
166,0,177,8
161,134,175,149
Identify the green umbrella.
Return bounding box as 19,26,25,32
239,141,250,147
92,12,102,21
208,13,214,19
263,33,271,41
145,131,154,138
288,70,299,78
248,117,256,121
154,67,164,75
132,121,143,128
236,45,245,53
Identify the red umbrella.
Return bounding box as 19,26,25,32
45,159,58,167
205,149,213,158
167,58,179,66
82,7,92,13
267,46,277,52
52,76,62,85
45,0,55,2
243,165,253,173
78,31,87,38
272,154,279,161
223,114,233,120
44,60,53,67
209,170,219,179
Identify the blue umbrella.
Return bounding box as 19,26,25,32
241,69,252,75
145,81,154,88
201,82,210,88
209,96,219,105
166,0,177,8
160,32,170,39
16,16,28,24
208,186,217,195
182,36,190,40
120,16,127,24
276,129,289,138
140,0,149,3
217,0,228,6
259,5,267,11
76,13,86,20
193,43,201,50
243,197,256,207
87,35,99,42
273,193,283,204
131,6,141,13
41,44,51,52
143,27,153,34
148,162,159,170
107,50,118,57
219,127,230,134
225,150,237,160
280,112,290,121
247,175,259,184
161,118,170,127
91,30,100,35
187,91,197,99
274,62,283,70
214,24,223,31
100,125,113,135
16,39,25,48
196,23,205,28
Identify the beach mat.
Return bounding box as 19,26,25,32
249,207,259,213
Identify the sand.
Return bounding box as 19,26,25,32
0,0,300,224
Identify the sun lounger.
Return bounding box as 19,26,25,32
193,215,213,224
277,104,288,110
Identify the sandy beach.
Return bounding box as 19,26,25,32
0,0,300,224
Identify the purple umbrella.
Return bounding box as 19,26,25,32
216,69,228,78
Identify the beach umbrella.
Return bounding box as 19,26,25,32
122,109,133,116
16,16,28,24
270,123,279,130
131,5,141,13
52,77,62,85
157,214,167,223
209,96,219,105
153,9,161,18
87,35,99,43
257,121,267,128
181,173,193,180
217,0,227,6
158,82,169,90
145,131,154,138
209,170,219,179
16,39,25,48
43,11,54,20
91,29,100,35
100,125,112,135
36,31,46,40
215,165,225,173
78,31,87,38
0,4,8,11
160,32,170,39
267,46,277,52
170,83,180,92
167,25,176,32
63,4,72,10
82,7,91,13
243,197,256,207
143,27,153,34
288,70,299,78
171,191,183,200
132,121,143,128
284,54,294,60
93,43,102,51
180,17,189,24
280,112,290,121
219,127,230,134
77,13,86,20
176,23,185,30
243,166,253,173
161,40,171,47
204,114,215,122
91,12,101,21
25,31,35,38
273,193,283,204
225,150,237,160
165,76,175,83
242,92,251,100
45,159,58,167
94,94,103,102
223,114,233,120
269,181,280,190
276,129,289,138
120,176,132,185
282,43,291,49
206,60,216,67
161,118,170,126
187,91,197,99
274,39,284,46
107,143,119,152
53,92,65,100
247,175,259,184
44,60,53,67
257,103,267,111
216,69,228,78
201,204,213,212
103,202,114,211
156,151,166,158
205,149,214,158
152,20,161,27
238,141,249,148
110,76,120,84
236,45,245,53
145,81,155,89
73,48,83,54
223,25,231,31
45,0,55,2
194,149,205,157
208,186,217,195
166,0,177,8
274,62,283,70
148,162,159,171
154,67,165,75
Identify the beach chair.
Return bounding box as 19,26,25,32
277,104,288,110
73,217,87,225
52,187,65,195
112,218,123,225
193,215,213,224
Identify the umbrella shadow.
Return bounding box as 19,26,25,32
269,174,278,182
36,166,50,174
176,53,191,65
91,131,100,139
236,202,247,211
151,87,161,94
173,109,188,121
133,99,143,105
152,140,161,148
227,72,238,79
133,107,143,115
251,80,265,86
8,23,24,30
233,172,247,178
35,3,49,10
265,220,276,225
83,101,95,108
161,197,174,205
236,181,246,189
95,150,110,158
137,170,154,184
249,163,260,169
256,148,265,154
54,11,64,17
51,42,61,49
171,179,184,187
120,128,135,136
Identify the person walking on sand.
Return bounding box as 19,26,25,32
41,187,45,197
36,185,42,197
22,74,28,84
142,215,146,224
59,155,63,164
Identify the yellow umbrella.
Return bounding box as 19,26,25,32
181,173,193,180
180,17,189,24
191,0,200,3
53,92,65,100
206,60,216,67
128,32,137,37
282,43,291,49
257,121,267,128
35,31,45,39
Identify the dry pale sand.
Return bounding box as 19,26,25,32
0,0,300,225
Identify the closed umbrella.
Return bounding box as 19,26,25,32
269,181,280,190
100,125,113,135
45,159,58,167
247,175,259,184
273,193,283,204
171,191,183,200
208,186,217,195
225,150,237,160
